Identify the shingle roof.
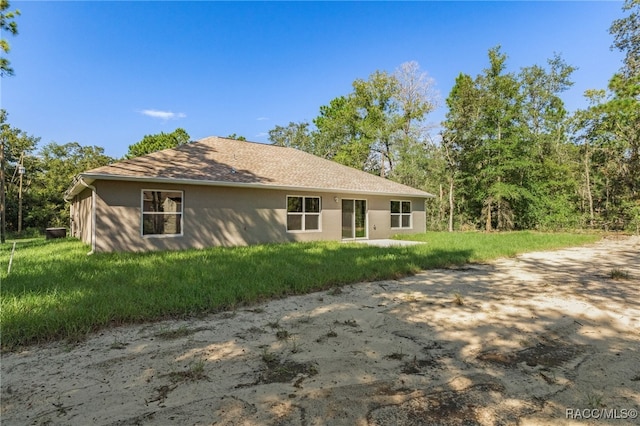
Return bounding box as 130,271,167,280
67,137,434,198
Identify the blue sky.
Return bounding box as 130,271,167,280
2,1,625,159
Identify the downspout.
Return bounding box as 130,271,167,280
73,178,97,255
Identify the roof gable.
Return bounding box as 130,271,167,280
69,137,434,198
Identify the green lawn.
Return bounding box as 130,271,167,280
0,232,599,350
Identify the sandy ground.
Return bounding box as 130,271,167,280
2,236,639,425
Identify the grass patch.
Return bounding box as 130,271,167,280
257,350,318,384
385,349,408,361
166,359,208,383
609,268,629,280
275,329,290,340
0,232,599,350
393,231,598,262
327,327,338,338
452,293,464,306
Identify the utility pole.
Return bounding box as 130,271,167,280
17,151,24,235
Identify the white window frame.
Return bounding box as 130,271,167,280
390,200,412,229
286,195,322,233
141,189,184,238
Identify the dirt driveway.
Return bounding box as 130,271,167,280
2,236,639,425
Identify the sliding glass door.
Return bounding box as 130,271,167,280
342,199,367,239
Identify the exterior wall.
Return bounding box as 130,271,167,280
367,195,426,240
70,189,93,245
88,180,427,252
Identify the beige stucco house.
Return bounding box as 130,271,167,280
65,137,434,253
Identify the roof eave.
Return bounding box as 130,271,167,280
77,173,436,198
64,176,97,201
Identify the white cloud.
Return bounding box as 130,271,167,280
140,109,186,120
256,117,269,121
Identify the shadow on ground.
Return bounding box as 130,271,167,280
1,236,639,425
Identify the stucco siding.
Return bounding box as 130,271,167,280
366,196,426,239
71,189,93,245
87,180,426,252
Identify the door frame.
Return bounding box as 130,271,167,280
341,198,368,240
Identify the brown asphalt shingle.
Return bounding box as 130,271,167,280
78,137,434,197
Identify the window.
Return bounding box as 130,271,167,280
391,200,411,229
287,196,321,231
142,190,183,236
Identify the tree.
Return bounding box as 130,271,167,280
269,122,314,152
270,62,438,180
477,47,526,231
517,55,578,229
0,0,20,241
313,95,372,169
390,62,441,219
351,70,402,176
444,47,525,231
443,72,481,230
226,133,247,141
0,110,39,240
29,142,113,229
572,90,608,227
608,0,640,207
126,128,190,159
0,0,19,77
395,61,438,137
610,0,640,76
443,47,578,231
572,85,637,230
571,0,640,231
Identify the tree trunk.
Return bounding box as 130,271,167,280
485,198,492,232
438,184,444,225
448,177,454,232
584,143,594,227
17,152,24,235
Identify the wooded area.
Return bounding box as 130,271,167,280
269,1,640,233
1,0,638,238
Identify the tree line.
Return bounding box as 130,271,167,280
1,0,638,239
270,0,639,233
0,118,252,238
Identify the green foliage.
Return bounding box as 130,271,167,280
1,110,40,235
126,128,190,159
351,70,402,175
314,95,372,169
265,4,636,234
269,61,438,179
444,47,578,231
0,232,599,350
29,142,113,228
269,121,314,152
0,110,39,161
609,0,640,76
0,0,20,77
569,0,640,231
226,133,247,141
2,3,638,239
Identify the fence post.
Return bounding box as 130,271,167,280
8,241,16,274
